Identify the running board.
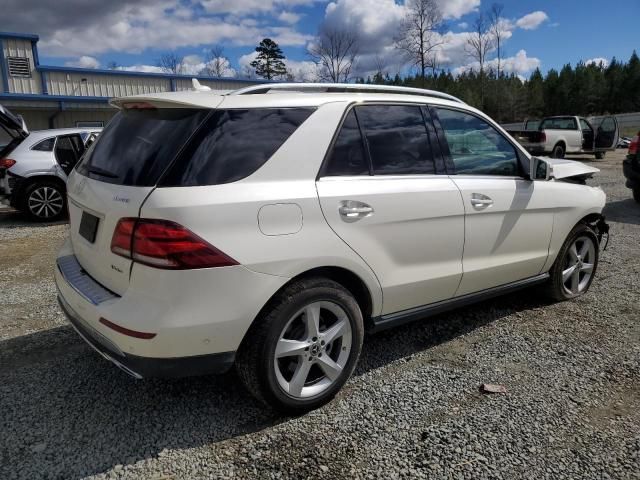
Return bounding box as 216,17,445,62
370,273,550,333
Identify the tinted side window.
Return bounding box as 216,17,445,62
355,105,435,175
32,137,55,151
436,108,519,176
323,110,368,176
161,108,314,186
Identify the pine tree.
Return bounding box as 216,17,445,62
250,38,287,80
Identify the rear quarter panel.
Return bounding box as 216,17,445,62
140,101,383,316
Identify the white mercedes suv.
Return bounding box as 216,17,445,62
55,83,609,412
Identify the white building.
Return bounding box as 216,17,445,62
0,32,263,130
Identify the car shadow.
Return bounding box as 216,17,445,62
0,209,68,228
603,198,640,226
0,290,553,478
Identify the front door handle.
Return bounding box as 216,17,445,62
470,193,494,209
338,201,374,221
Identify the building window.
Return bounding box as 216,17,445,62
7,57,31,77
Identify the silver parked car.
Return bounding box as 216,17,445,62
0,105,101,221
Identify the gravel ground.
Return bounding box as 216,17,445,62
0,150,638,480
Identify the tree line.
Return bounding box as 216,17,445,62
360,51,640,123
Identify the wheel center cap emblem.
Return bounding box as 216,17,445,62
310,344,320,356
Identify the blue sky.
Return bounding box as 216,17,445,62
4,0,639,80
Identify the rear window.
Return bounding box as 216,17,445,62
539,117,577,130
76,108,210,186
160,108,314,186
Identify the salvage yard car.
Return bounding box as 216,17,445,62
54,83,609,412
0,104,101,221
508,115,619,159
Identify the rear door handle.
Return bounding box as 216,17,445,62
470,193,493,209
338,201,374,221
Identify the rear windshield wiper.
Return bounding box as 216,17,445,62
87,166,118,179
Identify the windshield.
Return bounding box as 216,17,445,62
76,108,210,186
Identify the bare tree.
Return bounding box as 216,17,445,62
489,3,505,79
489,3,505,120
157,53,184,74
200,45,231,78
465,11,495,108
395,0,444,87
241,65,256,79
309,27,359,83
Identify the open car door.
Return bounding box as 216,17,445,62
594,116,619,151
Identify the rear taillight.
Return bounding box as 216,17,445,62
629,133,639,156
111,218,238,269
0,158,16,169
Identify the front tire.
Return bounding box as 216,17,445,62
545,223,599,301
21,180,66,222
551,143,565,159
236,277,364,413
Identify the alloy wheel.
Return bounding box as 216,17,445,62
562,236,596,295
27,186,64,219
274,301,352,399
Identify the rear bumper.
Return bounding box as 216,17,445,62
57,294,235,378
54,237,288,376
623,159,640,189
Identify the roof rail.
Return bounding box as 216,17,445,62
229,83,464,104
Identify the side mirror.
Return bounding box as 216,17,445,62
529,157,553,181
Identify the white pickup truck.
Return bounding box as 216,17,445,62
507,115,619,159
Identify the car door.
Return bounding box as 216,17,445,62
55,134,85,175
431,107,554,296
580,118,594,151
594,116,619,151
316,104,465,315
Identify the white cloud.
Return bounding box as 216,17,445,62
453,49,541,76
515,11,549,30
319,0,484,76
439,0,480,20
117,64,164,73
36,1,314,57
200,0,319,15
65,55,100,69
457,22,468,29
585,57,610,68
279,11,302,24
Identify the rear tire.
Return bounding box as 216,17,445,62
551,144,565,159
633,188,640,204
595,152,605,160
236,277,364,413
544,223,599,302
21,180,66,222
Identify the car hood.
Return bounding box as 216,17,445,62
543,158,600,180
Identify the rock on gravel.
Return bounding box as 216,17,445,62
0,151,638,480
